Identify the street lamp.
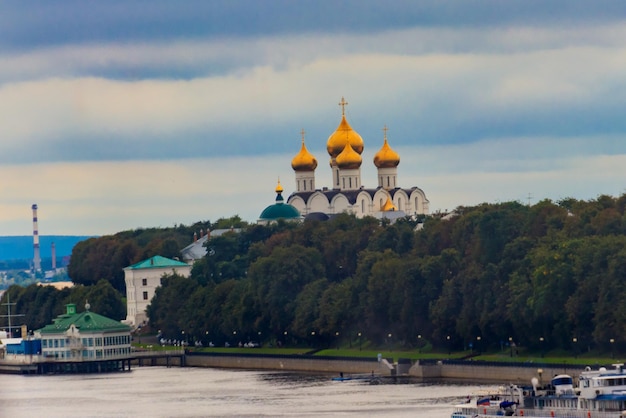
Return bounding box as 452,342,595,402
335,331,340,350
509,337,513,357
417,334,422,353
572,337,578,358
611,338,615,358
358,332,362,351
539,337,545,358
446,335,451,355
476,336,482,354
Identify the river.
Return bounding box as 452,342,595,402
0,367,495,417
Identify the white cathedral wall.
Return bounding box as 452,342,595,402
356,191,374,217
373,189,391,211
331,194,351,214
392,190,410,213
309,193,330,213
409,189,429,214
288,196,307,215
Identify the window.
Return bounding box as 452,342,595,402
142,278,147,286
143,291,149,300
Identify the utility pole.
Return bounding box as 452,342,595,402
1,294,25,337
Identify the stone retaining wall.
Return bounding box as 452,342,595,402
133,352,585,384
184,354,390,375
410,361,580,384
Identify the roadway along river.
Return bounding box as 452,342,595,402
0,366,495,417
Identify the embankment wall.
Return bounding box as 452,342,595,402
411,360,583,384
138,352,586,383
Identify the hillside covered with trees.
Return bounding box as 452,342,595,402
3,195,626,356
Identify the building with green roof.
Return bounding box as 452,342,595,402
35,303,131,362
123,255,191,327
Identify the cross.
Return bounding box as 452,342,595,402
338,97,348,115
300,128,306,144
382,125,389,140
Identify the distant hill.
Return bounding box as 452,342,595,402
0,236,94,261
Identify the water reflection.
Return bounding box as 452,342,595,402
0,367,492,418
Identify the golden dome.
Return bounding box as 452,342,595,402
326,97,364,158
381,195,397,212
336,143,362,169
275,179,284,194
373,126,400,168
291,130,318,171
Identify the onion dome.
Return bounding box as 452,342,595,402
374,126,400,168
291,130,318,171
326,97,364,158
259,180,301,222
336,143,362,169
381,195,397,212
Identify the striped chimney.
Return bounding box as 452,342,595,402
32,204,41,271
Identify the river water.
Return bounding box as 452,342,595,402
0,367,494,417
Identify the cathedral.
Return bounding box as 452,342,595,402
287,98,429,221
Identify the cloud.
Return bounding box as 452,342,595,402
2,23,626,164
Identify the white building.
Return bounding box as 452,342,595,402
123,255,191,327
287,97,429,220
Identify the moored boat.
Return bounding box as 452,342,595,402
451,364,626,417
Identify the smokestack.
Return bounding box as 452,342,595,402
32,204,41,272
51,242,56,271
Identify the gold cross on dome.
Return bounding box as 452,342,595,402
300,128,306,144
382,125,389,140
338,97,348,115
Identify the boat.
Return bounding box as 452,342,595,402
451,364,626,417
332,372,380,383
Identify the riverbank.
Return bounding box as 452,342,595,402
135,350,586,384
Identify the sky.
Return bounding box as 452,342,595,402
1,1,626,236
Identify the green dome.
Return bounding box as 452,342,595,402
259,201,301,221
259,180,301,222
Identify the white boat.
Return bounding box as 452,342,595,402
451,364,626,417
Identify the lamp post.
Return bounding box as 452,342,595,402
572,337,578,358
611,338,615,358
446,335,451,355
476,336,482,354
417,334,422,353
539,337,544,358
388,333,393,352
335,331,340,350
358,332,362,351
509,337,513,357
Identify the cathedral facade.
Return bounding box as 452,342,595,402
287,98,429,220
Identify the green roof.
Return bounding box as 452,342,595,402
125,255,189,270
259,202,301,220
38,307,130,335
